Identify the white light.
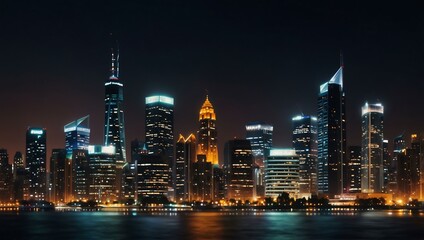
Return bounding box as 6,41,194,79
102,146,116,154
246,124,273,131
362,102,384,116
146,95,174,105
105,82,123,87
269,148,296,156
30,129,43,135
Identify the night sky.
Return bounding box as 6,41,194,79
0,1,423,164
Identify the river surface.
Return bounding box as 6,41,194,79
0,210,423,239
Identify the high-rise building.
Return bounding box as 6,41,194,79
317,65,346,197
175,134,196,203
265,148,299,198
64,115,90,159
388,134,406,194
223,139,254,201
88,145,117,202
292,115,318,195
198,95,218,165
245,122,273,166
145,95,174,194
383,139,389,193
104,48,126,163
13,151,27,201
347,146,361,193
0,149,12,202
50,149,72,203
411,134,424,200
192,154,212,201
361,102,384,193
73,149,89,201
397,148,420,200
136,154,169,200
26,127,47,200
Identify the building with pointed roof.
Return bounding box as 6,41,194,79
64,115,90,159
198,95,219,165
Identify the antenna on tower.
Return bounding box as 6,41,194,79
111,47,115,77
116,40,120,78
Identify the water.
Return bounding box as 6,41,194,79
1,210,423,239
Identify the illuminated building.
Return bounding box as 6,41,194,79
104,47,126,163
292,115,317,195
136,154,169,200
317,65,346,197
26,127,47,200
397,148,420,200
192,154,212,201
175,134,196,203
88,145,117,202
265,148,299,198
388,134,406,194
198,95,218,165
73,149,89,200
50,149,72,203
245,122,273,198
64,115,90,159
123,140,147,202
13,151,27,201
347,146,361,193
224,139,254,201
0,149,12,202
145,95,174,195
383,139,389,192
361,102,384,193
411,134,424,200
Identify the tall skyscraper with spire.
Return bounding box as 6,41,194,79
104,46,126,163
198,95,219,165
317,60,346,197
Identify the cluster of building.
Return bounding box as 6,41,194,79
0,52,422,205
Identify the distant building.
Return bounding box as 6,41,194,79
383,139,389,193
13,151,27,201
88,145,117,202
136,154,169,200
292,115,318,195
26,127,47,200
192,155,212,201
73,149,89,201
397,148,420,200
0,149,12,202
223,139,254,201
317,66,346,197
347,146,361,193
64,115,90,159
265,148,299,198
175,134,196,203
145,95,174,196
197,95,219,165
361,102,384,193
50,149,72,203
388,134,406,194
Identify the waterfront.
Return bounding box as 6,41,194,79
0,210,423,239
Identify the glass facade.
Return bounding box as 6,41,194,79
64,115,90,159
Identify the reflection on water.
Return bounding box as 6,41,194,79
1,210,423,239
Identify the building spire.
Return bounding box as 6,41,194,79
111,48,116,78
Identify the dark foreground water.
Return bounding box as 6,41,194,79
1,210,423,239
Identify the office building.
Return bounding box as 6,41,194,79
50,149,72,203
26,127,47,200
136,154,169,200
347,146,361,193
64,115,90,159
192,155,213,201
175,134,196,203
198,95,218,165
88,145,117,202
13,151,27,201
0,149,12,202
73,149,89,201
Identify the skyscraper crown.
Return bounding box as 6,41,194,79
199,95,216,120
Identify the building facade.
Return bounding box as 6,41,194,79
175,134,196,203
265,148,299,198
64,115,90,159
26,127,47,200
317,66,346,197
361,102,384,193
50,149,72,203
197,95,218,165
136,154,169,200
0,149,12,202
88,145,117,202
347,146,361,193
292,115,318,195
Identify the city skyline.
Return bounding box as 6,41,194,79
0,1,422,163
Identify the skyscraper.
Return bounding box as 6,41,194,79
0,149,12,202
64,115,90,159
137,154,169,200
198,95,218,165
317,65,346,197
265,148,299,198
361,102,384,193
175,134,196,203
73,149,89,201
13,151,27,201
145,95,174,196
383,139,389,193
104,48,126,163
26,127,47,200
192,154,212,201
245,122,273,166
50,149,71,203
397,148,420,200
292,115,318,195
347,146,361,193
88,145,117,202
223,139,254,201
388,134,406,194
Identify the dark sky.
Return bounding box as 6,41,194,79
0,1,423,164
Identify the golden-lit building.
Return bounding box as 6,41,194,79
198,95,219,165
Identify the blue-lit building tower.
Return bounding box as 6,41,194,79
26,127,47,200
64,115,90,159
145,95,174,197
292,115,318,195
104,48,126,163
317,65,346,197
